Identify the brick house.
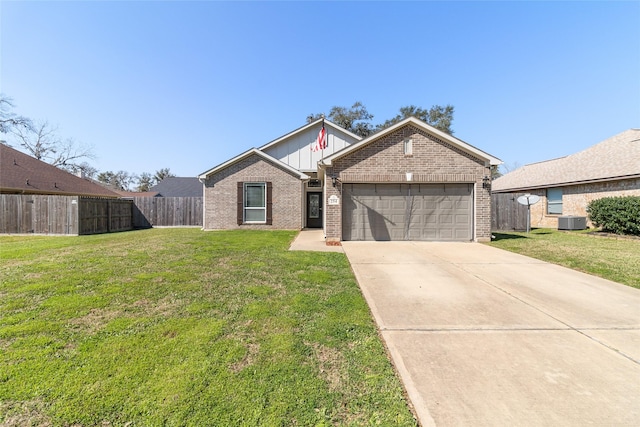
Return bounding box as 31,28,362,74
199,117,501,242
492,129,640,228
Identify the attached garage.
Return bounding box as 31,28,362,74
342,183,473,241
320,117,501,244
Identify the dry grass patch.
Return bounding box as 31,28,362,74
0,399,52,427
67,308,122,335
310,342,347,392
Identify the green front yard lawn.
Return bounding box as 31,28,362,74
487,228,640,289
0,229,416,426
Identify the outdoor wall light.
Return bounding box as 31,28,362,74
482,175,491,190
331,175,338,187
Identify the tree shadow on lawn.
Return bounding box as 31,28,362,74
492,229,553,241
491,232,527,241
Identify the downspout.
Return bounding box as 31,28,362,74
318,161,327,237
198,176,206,230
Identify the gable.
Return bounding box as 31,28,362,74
322,116,501,167
259,119,361,172
199,148,310,184
199,148,309,181
331,124,487,181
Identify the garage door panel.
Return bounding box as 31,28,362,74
455,214,470,225
343,184,473,241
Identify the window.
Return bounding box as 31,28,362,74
403,138,413,155
237,182,272,225
547,188,563,215
244,183,266,222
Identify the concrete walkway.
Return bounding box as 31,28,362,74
289,229,344,252
341,241,640,426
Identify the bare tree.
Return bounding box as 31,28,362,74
499,161,522,176
0,94,31,137
11,120,95,175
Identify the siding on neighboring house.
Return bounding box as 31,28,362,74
492,129,640,229
324,124,492,242
522,177,640,228
202,153,304,230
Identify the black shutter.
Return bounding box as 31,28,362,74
237,182,244,225
266,182,272,225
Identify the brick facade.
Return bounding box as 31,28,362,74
202,154,303,230
525,177,640,228
324,125,493,242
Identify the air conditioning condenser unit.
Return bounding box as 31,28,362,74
558,216,586,230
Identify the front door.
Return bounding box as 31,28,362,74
306,192,322,228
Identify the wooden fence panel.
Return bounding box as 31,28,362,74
491,193,528,231
1,195,200,234
0,195,79,234
109,199,133,232
131,197,202,228
78,198,133,235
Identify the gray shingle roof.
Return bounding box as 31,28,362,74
150,177,202,197
492,129,640,192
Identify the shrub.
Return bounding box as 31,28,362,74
587,196,640,236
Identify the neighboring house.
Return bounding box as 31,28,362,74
0,143,120,198
199,117,501,242
492,129,640,228
114,190,159,198
150,177,202,197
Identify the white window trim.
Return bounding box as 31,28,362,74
547,188,563,215
403,138,413,155
244,182,266,223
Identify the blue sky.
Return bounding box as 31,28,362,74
2,1,639,177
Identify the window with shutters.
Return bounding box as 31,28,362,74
244,182,266,222
237,182,272,225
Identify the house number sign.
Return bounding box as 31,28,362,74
328,195,340,205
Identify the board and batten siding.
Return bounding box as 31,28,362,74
261,124,359,171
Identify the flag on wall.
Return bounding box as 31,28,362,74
311,122,327,152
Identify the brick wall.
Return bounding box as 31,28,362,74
527,177,640,228
203,154,304,230
326,124,493,242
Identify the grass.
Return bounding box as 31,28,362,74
0,229,417,426
486,228,640,289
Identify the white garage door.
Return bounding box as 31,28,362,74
342,183,473,241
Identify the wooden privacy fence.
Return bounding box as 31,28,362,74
0,195,133,235
130,197,202,228
491,192,528,231
80,198,133,234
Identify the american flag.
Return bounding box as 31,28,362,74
311,122,327,152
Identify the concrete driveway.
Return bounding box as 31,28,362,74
341,241,640,426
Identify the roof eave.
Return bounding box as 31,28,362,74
492,173,640,193
257,118,363,152
198,148,310,180
322,116,502,166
